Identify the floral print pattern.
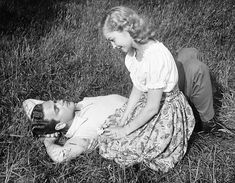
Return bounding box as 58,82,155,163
98,89,195,172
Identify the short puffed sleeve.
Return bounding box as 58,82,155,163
145,44,177,90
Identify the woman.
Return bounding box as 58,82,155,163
98,6,195,172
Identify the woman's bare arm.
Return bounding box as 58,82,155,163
124,88,163,135
120,85,143,124
103,88,163,138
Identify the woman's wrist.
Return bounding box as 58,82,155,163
123,124,131,136
120,116,127,125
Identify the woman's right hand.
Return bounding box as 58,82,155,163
119,115,128,126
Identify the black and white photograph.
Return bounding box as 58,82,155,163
0,0,234,182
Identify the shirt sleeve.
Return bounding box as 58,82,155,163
43,137,89,163
145,48,170,90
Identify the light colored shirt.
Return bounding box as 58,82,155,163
66,94,127,140
125,42,178,92
44,94,127,163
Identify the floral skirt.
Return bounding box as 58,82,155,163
98,88,195,172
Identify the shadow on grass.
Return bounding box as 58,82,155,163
0,0,54,35
0,0,88,36
211,75,224,118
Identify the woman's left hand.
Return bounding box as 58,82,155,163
103,126,128,139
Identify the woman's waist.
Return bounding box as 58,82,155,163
161,85,180,101
139,85,180,103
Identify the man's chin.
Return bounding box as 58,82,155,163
68,102,76,111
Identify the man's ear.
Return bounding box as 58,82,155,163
55,122,66,131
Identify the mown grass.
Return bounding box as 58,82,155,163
0,0,234,182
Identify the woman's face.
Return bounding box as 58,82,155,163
103,29,134,53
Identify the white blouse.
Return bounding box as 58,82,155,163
125,42,178,92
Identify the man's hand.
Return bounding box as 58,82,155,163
43,136,57,148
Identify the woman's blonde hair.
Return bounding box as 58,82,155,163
101,6,156,44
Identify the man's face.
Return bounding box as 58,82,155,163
42,100,76,123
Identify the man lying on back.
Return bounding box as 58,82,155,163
23,94,127,163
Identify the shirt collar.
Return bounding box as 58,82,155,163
65,111,88,138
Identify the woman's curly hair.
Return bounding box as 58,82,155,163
101,6,156,44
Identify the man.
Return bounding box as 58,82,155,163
175,47,215,132
23,94,127,163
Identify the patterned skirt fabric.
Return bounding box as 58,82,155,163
98,88,195,172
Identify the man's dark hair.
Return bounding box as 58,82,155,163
31,104,61,137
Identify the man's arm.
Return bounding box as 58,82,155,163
43,136,90,163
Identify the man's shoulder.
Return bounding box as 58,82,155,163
82,94,123,101
77,95,127,114
84,94,126,102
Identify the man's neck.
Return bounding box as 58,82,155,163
66,119,73,129
65,109,81,130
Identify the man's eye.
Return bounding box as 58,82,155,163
54,105,59,113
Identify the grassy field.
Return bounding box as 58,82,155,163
0,0,234,182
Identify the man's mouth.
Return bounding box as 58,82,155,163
38,132,60,138
63,101,69,107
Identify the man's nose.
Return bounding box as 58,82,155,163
57,100,64,105
111,42,117,49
